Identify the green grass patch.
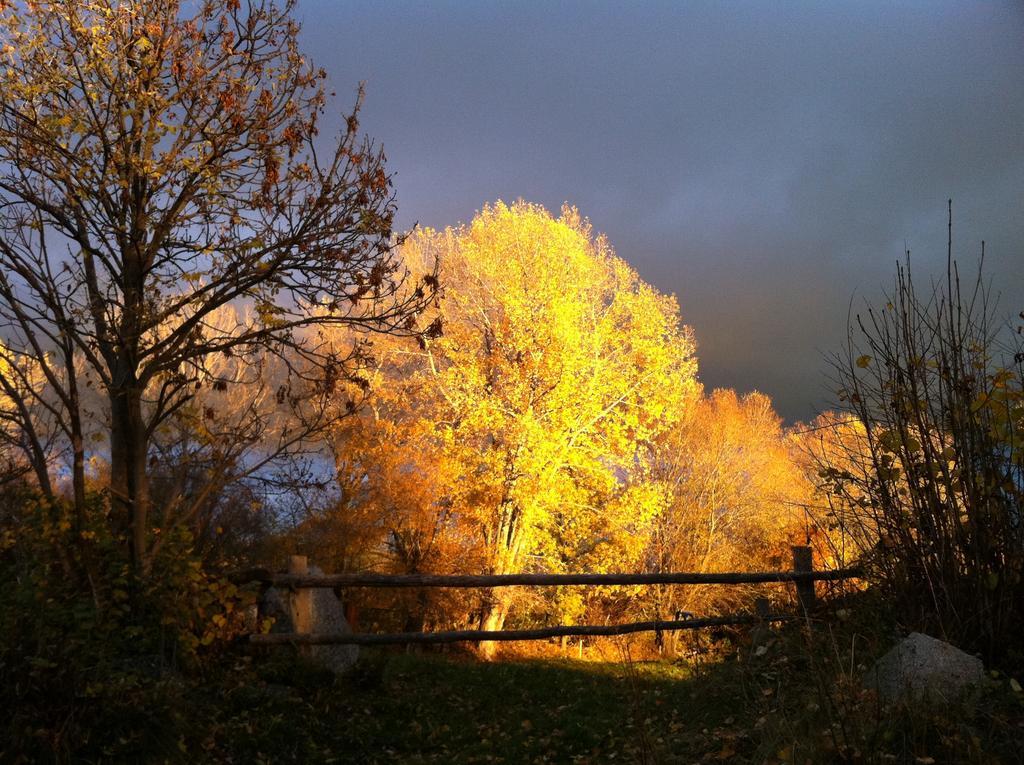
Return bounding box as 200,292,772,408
179,650,757,763
175,625,1024,765
23,610,1023,764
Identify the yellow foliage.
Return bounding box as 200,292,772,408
334,201,698,636
0,340,46,461
643,389,813,620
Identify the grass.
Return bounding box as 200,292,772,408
31,602,1021,764
187,650,742,764
174,620,1024,765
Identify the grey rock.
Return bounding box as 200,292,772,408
258,564,359,673
864,632,984,705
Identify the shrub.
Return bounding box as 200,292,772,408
823,211,1023,665
0,489,255,761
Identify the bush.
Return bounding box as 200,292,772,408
0,489,256,762
823,214,1023,666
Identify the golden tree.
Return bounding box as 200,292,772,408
0,339,45,484
0,0,433,574
793,410,877,570
332,201,698,654
640,388,811,651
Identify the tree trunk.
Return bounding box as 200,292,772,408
62,344,88,531
477,498,522,659
70,431,86,520
109,383,150,575
403,590,428,653
477,590,511,660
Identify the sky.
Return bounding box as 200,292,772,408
297,1,1024,422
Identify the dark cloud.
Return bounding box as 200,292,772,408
299,0,1024,421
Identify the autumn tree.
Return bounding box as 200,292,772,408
793,410,877,570
0,0,433,575
331,201,698,656
0,340,46,485
637,389,809,650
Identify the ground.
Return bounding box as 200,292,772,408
192,651,747,764
175,628,1024,765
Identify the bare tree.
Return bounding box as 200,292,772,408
0,0,434,574
824,203,1023,659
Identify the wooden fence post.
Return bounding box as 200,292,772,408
750,596,773,652
754,597,771,619
791,545,815,615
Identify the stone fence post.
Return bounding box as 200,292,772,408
288,555,313,639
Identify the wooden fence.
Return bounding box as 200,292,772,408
234,545,860,647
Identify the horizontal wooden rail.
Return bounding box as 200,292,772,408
230,567,860,589
249,613,794,646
